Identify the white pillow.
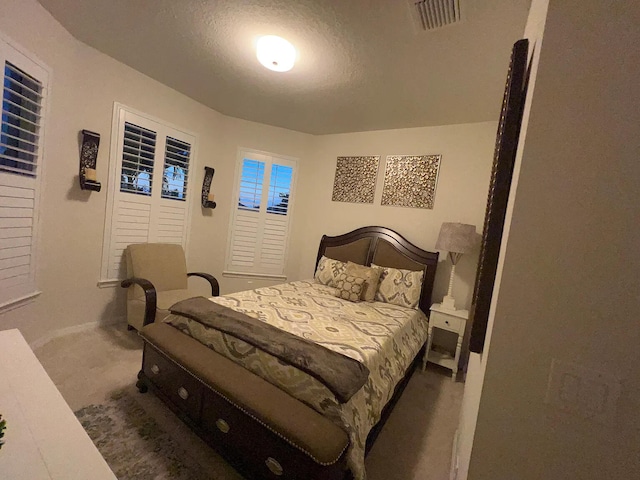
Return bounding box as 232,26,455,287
372,263,424,309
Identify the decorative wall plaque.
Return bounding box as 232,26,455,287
201,166,216,209
331,156,380,204
79,129,101,192
381,155,441,209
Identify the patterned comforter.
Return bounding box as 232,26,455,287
163,280,428,480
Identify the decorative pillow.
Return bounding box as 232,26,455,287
314,256,347,287
372,263,424,309
345,262,383,302
334,273,366,302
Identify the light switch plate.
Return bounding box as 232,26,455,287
545,358,621,424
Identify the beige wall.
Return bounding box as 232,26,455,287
454,0,549,477
293,122,497,310
466,1,640,479
0,0,498,347
0,0,312,343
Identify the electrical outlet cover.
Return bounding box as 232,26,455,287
545,358,621,424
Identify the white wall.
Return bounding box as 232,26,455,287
293,122,497,310
0,0,312,344
465,1,640,479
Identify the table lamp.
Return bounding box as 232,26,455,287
435,222,477,311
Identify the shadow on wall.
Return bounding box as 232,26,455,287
95,285,132,348
66,175,92,202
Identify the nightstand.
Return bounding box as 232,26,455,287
423,303,469,380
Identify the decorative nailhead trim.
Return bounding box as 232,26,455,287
142,340,349,466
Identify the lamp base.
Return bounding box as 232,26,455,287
441,295,457,311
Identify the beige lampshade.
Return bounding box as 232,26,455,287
435,222,477,254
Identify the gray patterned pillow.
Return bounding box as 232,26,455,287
334,273,366,302
372,263,424,309
314,256,347,287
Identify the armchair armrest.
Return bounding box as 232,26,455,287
121,277,157,327
188,272,220,297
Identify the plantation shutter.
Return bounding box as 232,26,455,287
0,40,48,307
226,150,296,277
260,163,293,271
101,106,194,282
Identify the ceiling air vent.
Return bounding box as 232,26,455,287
409,0,462,31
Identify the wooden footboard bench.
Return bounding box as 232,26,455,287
138,322,350,480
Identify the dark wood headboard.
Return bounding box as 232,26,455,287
316,226,439,314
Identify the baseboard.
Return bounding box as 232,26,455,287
30,315,124,350
450,428,459,480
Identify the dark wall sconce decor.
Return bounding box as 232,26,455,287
202,166,216,208
79,129,101,191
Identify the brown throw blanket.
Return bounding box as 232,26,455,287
169,296,369,403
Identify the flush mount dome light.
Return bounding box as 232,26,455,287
256,35,296,72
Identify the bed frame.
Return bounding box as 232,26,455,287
134,226,438,480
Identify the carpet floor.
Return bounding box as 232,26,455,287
35,324,464,480
75,387,241,480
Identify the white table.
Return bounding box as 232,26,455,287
0,329,116,479
423,303,469,381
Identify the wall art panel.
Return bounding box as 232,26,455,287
381,154,441,209
331,156,380,203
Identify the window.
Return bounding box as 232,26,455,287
225,149,296,278
100,105,195,282
0,38,49,307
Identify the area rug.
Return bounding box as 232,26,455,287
75,388,243,480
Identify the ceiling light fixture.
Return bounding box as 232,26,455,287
256,35,296,72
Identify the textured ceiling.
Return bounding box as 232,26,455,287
38,0,531,134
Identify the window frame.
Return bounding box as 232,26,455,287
224,147,298,280
0,32,51,310
99,103,197,286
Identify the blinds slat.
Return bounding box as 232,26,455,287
0,118,40,142
0,236,31,249
0,185,35,199
0,272,29,290
1,108,39,131
0,141,38,158
0,216,32,227
0,206,34,218
0,262,30,280
0,164,37,177
158,204,187,214
3,75,42,100
0,154,38,167
3,87,41,111
1,131,39,150
5,63,43,90
2,98,42,118
0,245,31,260
0,227,31,240
0,196,33,209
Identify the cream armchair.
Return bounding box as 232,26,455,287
121,243,219,331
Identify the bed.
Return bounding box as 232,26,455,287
134,226,438,480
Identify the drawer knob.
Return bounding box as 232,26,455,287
215,418,230,434
177,387,189,400
150,364,160,375
445,320,450,325
265,457,283,476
